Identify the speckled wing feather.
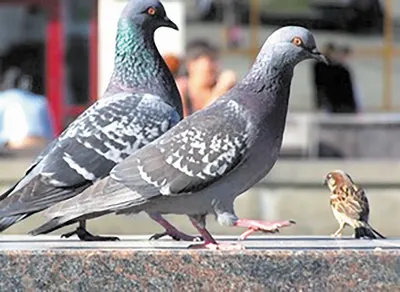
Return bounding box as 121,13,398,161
0,93,180,217
39,99,255,223
108,99,255,204
44,99,254,218
330,185,369,222
33,99,255,225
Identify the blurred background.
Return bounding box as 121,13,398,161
0,0,399,238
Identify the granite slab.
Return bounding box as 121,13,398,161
0,236,399,291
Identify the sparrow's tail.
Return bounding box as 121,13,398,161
355,223,386,239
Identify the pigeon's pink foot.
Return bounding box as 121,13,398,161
189,242,245,250
148,213,203,242
188,216,244,250
235,219,296,240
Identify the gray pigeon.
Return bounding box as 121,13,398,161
0,0,184,241
32,26,328,249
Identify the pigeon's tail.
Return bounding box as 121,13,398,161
0,179,88,219
355,223,386,239
30,210,111,236
30,217,71,236
0,184,17,201
31,177,141,235
0,214,30,232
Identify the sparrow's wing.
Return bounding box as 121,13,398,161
332,186,369,221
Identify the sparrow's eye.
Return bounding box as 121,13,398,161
292,37,303,47
147,7,156,16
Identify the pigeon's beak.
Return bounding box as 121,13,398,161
311,48,329,65
163,16,179,31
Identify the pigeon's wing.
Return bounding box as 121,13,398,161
38,99,254,223
109,99,255,206
0,139,59,202
332,186,369,221
0,93,181,217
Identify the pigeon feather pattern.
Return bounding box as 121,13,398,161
0,0,182,234
31,99,253,223
113,100,253,196
33,26,328,249
0,93,180,217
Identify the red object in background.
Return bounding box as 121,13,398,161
0,0,99,135
46,0,64,136
66,0,99,125
89,0,98,106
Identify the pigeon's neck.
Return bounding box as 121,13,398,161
233,47,296,124
106,19,182,114
240,47,296,94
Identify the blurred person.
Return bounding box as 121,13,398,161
0,68,55,150
313,44,359,114
177,40,237,117
163,54,182,78
312,42,335,112
0,67,21,91
326,45,359,113
336,46,363,112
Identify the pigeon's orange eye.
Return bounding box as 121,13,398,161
292,37,303,47
147,7,156,16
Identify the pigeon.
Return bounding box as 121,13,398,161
0,0,184,241
32,26,328,249
324,170,385,239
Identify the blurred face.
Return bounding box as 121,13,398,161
187,55,219,87
335,49,350,63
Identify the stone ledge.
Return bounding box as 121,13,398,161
1,236,399,291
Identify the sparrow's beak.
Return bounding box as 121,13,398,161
163,16,179,31
323,178,328,186
311,48,329,65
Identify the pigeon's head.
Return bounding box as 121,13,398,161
121,0,178,32
266,26,328,65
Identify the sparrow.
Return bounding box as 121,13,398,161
324,170,385,239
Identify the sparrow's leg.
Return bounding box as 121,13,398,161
188,214,245,250
147,212,203,242
331,222,345,238
234,219,296,240
61,220,120,241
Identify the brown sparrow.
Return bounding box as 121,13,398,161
324,170,385,239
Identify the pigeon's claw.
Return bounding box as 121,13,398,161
149,232,169,241
187,215,243,249
235,219,295,240
61,226,120,241
149,231,203,242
